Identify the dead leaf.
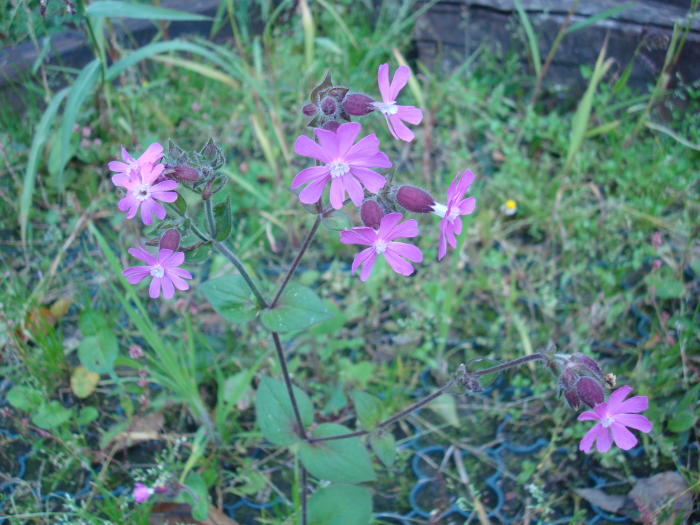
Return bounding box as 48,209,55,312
629,472,692,524
149,503,239,525
107,412,164,453
576,488,628,514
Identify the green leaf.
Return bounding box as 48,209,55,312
308,484,373,525
213,197,232,242
77,406,99,426
255,376,313,446
370,431,396,468
58,60,101,189
351,391,383,429
565,3,635,35
513,0,540,77
182,472,209,521
7,385,44,412
299,423,376,484
20,87,69,243
260,283,331,333
78,330,118,374
200,274,258,323
32,401,72,429
70,366,100,398
647,276,685,299
87,1,211,21
668,384,700,433
427,393,459,427
321,208,352,231
79,310,109,336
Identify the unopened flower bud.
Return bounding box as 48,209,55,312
576,376,604,408
564,388,580,409
159,229,181,251
360,200,384,229
302,103,317,116
321,97,337,116
396,186,436,213
343,93,375,116
574,353,601,376
168,165,200,183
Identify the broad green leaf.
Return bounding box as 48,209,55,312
255,376,313,446
427,393,459,427
200,275,258,323
213,197,232,242
77,406,99,425
7,385,44,412
299,423,376,484
58,60,101,188
668,384,700,433
20,87,69,243
647,276,685,299
78,330,118,374
308,484,372,525
260,283,331,333
351,391,383,429
370,432,396,468
79,310,109,336
87,1,211,21
70,366,100,398
182,472,209,521
32,401,72,429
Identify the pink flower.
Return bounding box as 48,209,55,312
578,385,653,454
292,122,391,209
132,482,154,503
111,162,178,226
122,246,193,299
373,64,423,142
108,143,164,180
340,213,423,281
433,170,476,260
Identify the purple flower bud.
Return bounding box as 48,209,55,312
343,93,375,116
360,200,384,229
321,97,337,116
574,353,602,376
302,103,317,116
564,388,580,409
396,186,436,213
576,377,604,408
322,121,341,132
167,165,199,183
159,229,181,251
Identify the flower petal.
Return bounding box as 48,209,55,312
314,128,340,159
458,196,476,215
138,142,164,165
388,114,415,142
595,426,613,452
160,250,184,268
383,248,415,276
388,241,423,263
343,175,365,207
614,414,652,433
149,277,162,298
579,423,601,453
298,176,329,205
335,122,361,156
396,105,423,125
340,227,376,246
577,410,600,422
294,135,331,163
351,247,375,275
616,395,648,414
109,161,129,174
161,276,175,299
122,266,151,284
389,65,410,101
359,250,378,281
606,385,633,413
377,63,391,102
329,178,347,210
150,180,178,193
350,167,386,194
291,166,329,189
610,422,637,450
128,246,157,265
168,273,191,291
385,218,419,241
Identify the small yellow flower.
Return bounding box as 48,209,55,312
501,199,517,216
141,80,149,87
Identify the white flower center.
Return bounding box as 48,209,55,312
432,202,448,218
134,183,151,201
372,101,398,115
150,264,165,278
329,161,350,178
601,415,615,428
374,239,388,254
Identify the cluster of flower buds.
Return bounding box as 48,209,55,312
293,64,477,280
555,353,607,409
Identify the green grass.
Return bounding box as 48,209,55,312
1,0,699,523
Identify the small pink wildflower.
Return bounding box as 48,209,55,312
340,212,423,281
433,170,476,260
578,385,653,454
373,64,423,142
111,163,178,226
292,122,391,209
128,344,144,359
122,246,193,299
108,143,164,180
132,482,154,503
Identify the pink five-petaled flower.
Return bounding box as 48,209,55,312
292,122,391,210
577,385,653,454
433,170,476,261
340,213,423,281
132,483,154,503
373,64,423,142
109,144,178,225
122,246,193,299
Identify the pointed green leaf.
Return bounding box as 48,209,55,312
213,197,232,241
351,391,383,429
87,1,211,21
299,423,376,484
260,283,331,333
308,484,373,525
370,432,396,468
200,275,258,323
255,376,313,446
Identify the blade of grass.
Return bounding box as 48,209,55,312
86,0,211,21
299,0,315,70
57,59,101,191
20,87,69,244
565,2,635,35
148,54,240,89
316,0,358,48
514,0,541,77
